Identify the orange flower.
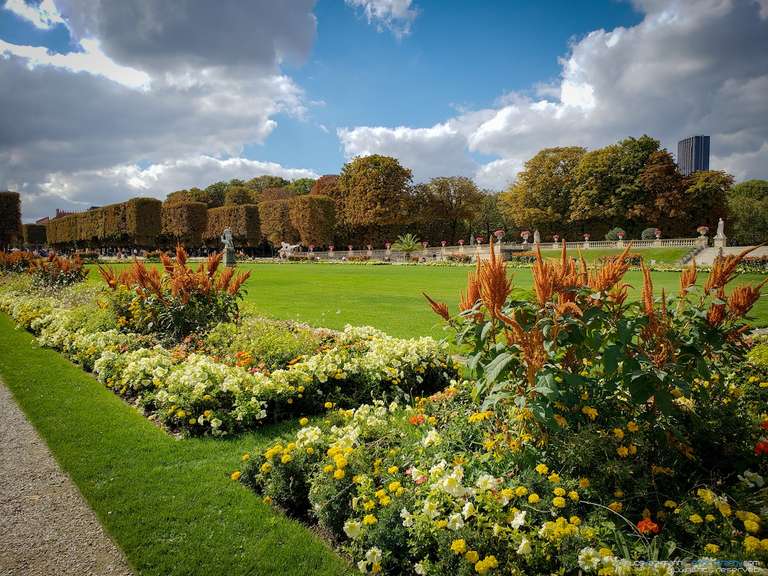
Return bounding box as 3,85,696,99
637,518,660,535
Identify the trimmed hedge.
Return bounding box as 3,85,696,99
22,223,47,245
0,191,21,246
47,198,162,247
259,199,298,245
161,202,208,246
205,204,261,246
289,195,335,247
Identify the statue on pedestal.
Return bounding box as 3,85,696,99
533,229,541,245
714,218,727,248
221,228,236,267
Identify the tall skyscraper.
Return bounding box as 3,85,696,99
677,135,710,176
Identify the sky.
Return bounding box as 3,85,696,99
1,0,767,222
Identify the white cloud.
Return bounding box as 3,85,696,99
345,0,419,37
3,0,64,29
0,37,151,89
339,0,768,190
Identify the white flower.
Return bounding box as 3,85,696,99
357,559,368,573
462,501,476,519
447,513,464,531
422,429,441,447
475,473,498,492
365,547,382,565
343,519,363,539
578,548,601,572
517,537,531,555
400,507,414,527
414,561,426,575
422,498,440,519
439,467,467,498
510,510,526,530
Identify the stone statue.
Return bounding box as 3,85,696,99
533,229,541,245
221,228,236,267
278,241,302,260
714,218,727,248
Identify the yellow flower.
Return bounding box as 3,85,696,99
548,473,560,484
371,562,381,574
570,516,582,526
333,468,345,480
552,496,566,508
705,514,715,522
528,493,540,504
263,495,272,505
281,454,293,464
434,519,447,529
689,514,703,524
663,500,677,509
627,421,639,432
553,487,566,496
599,547,613,557
474,555,498,574
465,550,479,564
614,489,624,498
704,543,720,554
744,536,761,553
241,453,250,462
323,464,334,474
581,406,598,420
535,463,549,475
230,470,241,481
362,514,377,526
612,428,624,440
717,502,732,517
608,501,623,512
744,519,760,533
260,462,272,474
568,491,579,502
579,478,590,489
324,401,334,409
616,446,629,458
306,447,314,455
515,486,528,497
387,465,399,474
451,539,467,554
299,417,309,426
628,444,637,455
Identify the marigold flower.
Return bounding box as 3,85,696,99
627,421,639,432
689,514,703,524
704,543,720,554
528,493,540,504
465,550,479,564
230,470,241,481
362,514,377,526
535,463,549,475
637,518,660,535
451,539,467,555
552,496,566,508
581,406,598,420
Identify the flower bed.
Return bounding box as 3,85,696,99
0,277,456,436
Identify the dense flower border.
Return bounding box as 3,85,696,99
0,283,457,436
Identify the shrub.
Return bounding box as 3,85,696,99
289,195,336,247
99,247,251,341
205,204,261,246
641,227,659,240
161,202,208,246
259,199,299,245
47,214,79,246
22,224,47,245
597,252,642,266
0,191,21,246
29,254,88,288
604,227,626,241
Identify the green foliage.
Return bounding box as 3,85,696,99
205,204,261,246
224,185,254,206
500,147,585,236
391,233,421,255
21,223,47,245
640,227,658,240
747,343,768,368
605,227,626,241
414,176,484,244
0,191,21,246
729,179,768,245
245,175,290,195
338,155,413,233
286,178,316,196
205,317,324,370
29,255,89,288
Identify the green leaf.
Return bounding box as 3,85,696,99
483,352,515,385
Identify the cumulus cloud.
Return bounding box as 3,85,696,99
345,0,419,37
339,0,768,189
0,0,319,220
4,0,64,29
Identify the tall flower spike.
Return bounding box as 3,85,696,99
423,292,450,321
641,260,655,318
704,245,760,293
679,259,697,296
478,237,512,318
727,278,768,320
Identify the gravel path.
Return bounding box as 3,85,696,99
0,381,134,576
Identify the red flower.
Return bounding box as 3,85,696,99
755,440,768,456
637,518,660,535
761,420,768,431
409,414,426,426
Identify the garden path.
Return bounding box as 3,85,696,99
0,380,133,576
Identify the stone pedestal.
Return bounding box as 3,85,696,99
616,240,625,248
697,236,708,247
583,240,590,249
714,235,727,249
223,248,236,267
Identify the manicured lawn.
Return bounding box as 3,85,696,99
88,262,768,337
0,314,350,576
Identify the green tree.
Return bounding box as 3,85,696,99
728,179,768,245
680,170,732,237
500,146,585,236
471,193,509,243
203,182,227,208
338,155,413,238
391,233,421,256
224,185,253,206
635,150,686,231
569,135,660,235
286,178,316,196
413,176,484,243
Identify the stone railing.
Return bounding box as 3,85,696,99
287,237,706,262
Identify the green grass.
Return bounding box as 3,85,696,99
88,261,768,337
0,313,350,576
530,246,690,263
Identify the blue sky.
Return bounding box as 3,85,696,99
0,0,766,220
